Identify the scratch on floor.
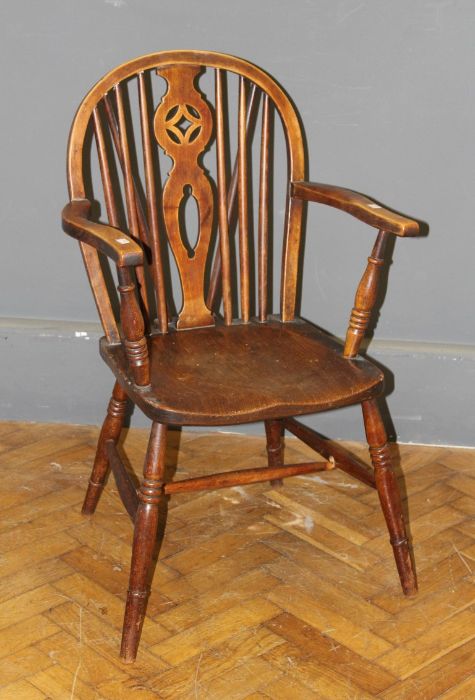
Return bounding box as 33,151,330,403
194,651,203,699
452,543,473,576
282,513,315,534
70,604,83,700
232,486,251,500
297,474,359,489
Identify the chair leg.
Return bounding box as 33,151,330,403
265,419,284,486
121,421,168,663
362,399,417,596
82,381,128,515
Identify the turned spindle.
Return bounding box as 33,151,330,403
117,266,150,386
343,230,391,358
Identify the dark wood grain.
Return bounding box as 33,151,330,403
63,51,421,662
238,76,251,322
82,381,129,515
265,419,284,486
215,67,233,324
121,422,167,663
207,83,259,312
164,461,332,494
115,83,150,317
78,241,121,344
100,319,384,426
62,200,143,267
283,417,376,488
362,399,417,596
117,267,150,387
138,71,169,334
258,93,270,322
102,92,151,247
344,230,390,358
93,105,120,228
291,181,420,236
154,65,215,330
107,440,139,521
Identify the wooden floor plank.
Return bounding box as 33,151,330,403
265,509,380,571
150,596,281,665
0,583,65,631
438,675,475,699
264,641,376,700
265,613,397,695
0,646,53,688
149,626,285,698
0,679,47,700
267,584,393,659
0,421,474,699
380,638,475,700
156,567,280,634
52,573,170,646
29,664,106,700
35,630,129,688
0,556,74,606
45,602,169,679
98,677,165,700
0,615,60,661
199,656,279,700
376,608,475,679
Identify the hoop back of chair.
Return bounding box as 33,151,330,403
67,51,306,341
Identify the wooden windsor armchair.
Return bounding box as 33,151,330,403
62,50,420,662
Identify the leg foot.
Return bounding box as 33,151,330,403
120,422,168,663
362,400,417,596
121,589,149,663
82,382,128,515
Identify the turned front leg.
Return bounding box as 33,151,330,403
362,399,417,596
121,422,167,663
82,381,128,515
344,230,390,358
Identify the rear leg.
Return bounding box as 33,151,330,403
82,381,128,515
265,419,284,487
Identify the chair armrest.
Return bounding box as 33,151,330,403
62,199,144,267
291,181,419,237
63,199,149,385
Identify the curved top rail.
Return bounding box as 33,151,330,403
66,50,306,198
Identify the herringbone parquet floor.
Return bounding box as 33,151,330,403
0,421,474,699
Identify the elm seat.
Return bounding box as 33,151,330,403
101,319,384,425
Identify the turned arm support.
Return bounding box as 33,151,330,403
291,181,421,358
291,181,419,237
116,266,150,386
343,230,390,358
62,199,150,386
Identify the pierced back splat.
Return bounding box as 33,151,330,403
67,51,306,337
154,66,214,330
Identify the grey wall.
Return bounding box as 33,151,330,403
1,0,474,444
